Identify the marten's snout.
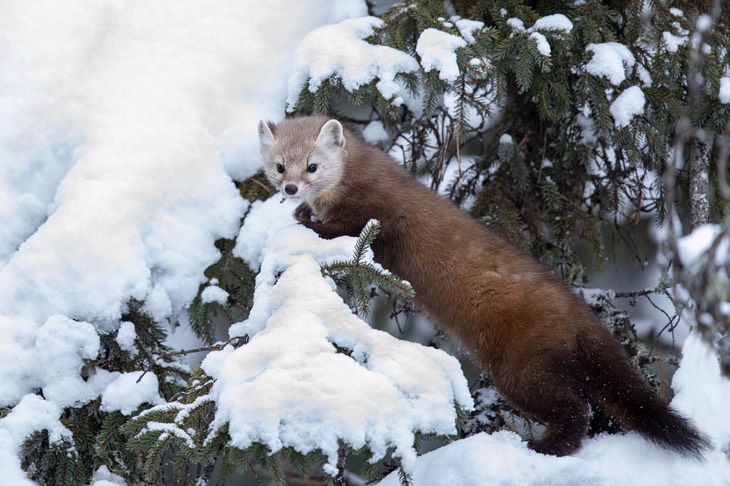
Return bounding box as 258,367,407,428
284,184,298,196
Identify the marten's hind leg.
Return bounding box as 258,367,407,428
526,393,590,456
499,357,590,456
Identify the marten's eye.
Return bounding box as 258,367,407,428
306,163,317,173
276,163,285,174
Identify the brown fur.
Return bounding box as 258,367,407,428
262,116,708,457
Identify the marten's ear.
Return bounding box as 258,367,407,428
258,120,276,147
316,119,346,149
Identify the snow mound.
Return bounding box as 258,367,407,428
204,197,473,475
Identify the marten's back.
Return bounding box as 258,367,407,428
335,134,585,364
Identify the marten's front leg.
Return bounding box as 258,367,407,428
293,202,352,240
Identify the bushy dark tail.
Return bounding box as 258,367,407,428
577,327,710,458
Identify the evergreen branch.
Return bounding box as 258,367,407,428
323,220,415,316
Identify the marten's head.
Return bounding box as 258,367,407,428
258,118,346,202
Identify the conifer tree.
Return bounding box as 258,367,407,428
16,1,729,484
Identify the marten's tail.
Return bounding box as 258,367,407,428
577,326,709,458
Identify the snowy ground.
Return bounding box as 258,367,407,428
1,2,729,485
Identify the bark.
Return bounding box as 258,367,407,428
688,136,711,230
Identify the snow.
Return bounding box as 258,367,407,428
91,466,126,486
1,1,729,484
453,18,485,44
287,16,419,106
585,42,636,85
417,28,468,82
663,30,689,53
379,332,730,485
530,32,552,56
720,77,730,104
362,120,390,145
115,321,138,354
506,18,526,33
203,199,473,475
610,85,646,128
0,0,366,482
0,394,72,486
499,133,514,145
201,284,229,304
677,224,729,268
673,334,730,452
100,371,165,415
508,14,573,52
529,14,573,33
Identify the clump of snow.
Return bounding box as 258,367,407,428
720,77,730,104
0,394,72,486
287,17,419,106
0,315,102,408
499,133,514,145
201,285,229,305
636,64,653,87
91,466,126,486
610,86,646,128
206,197,473,475
100,371,165,415
529,14,573,33
530,32,551,56
417,28,468,82
115,321,137,354
506,18,526,33
662,30,689,53
508,14,574,58
453,18,484,44
362,120,389,145
585,42,636,85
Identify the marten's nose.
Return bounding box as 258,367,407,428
284,184,298,195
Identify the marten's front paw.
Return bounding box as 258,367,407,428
294,202,321,224
293,203,311,223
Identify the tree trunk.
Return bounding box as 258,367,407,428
688,136,712,229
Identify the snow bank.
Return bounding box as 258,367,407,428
203,198,473,475
0,0,365,482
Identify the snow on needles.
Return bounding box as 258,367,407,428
289,14,488,102
610,85,646,128
585,42,636,85
720,77,730,104
287,16,419,107
202,197,473,475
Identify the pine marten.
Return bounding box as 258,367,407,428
257,115,708,458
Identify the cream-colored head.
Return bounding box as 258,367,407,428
258,118,347,203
